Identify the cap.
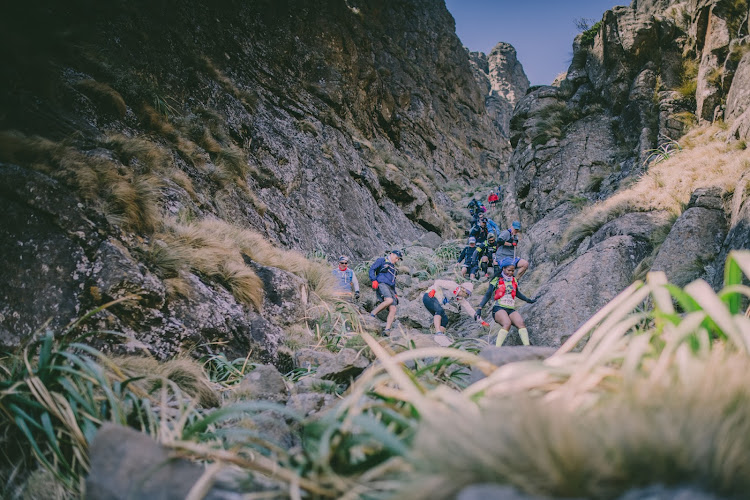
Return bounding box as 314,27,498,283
488,233,496,240
468,236,476,244
499,257,515,268
338,255,349,263
460,282,474,295
512,221,521,230
391,249,403,259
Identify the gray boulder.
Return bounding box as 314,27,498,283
86,424,254,500
315,347,369,382
417,231,443,249
235,364,288,400
396,297,434,329
525,235,650,348
167,272,285,361
295,347,369,383
286,392,336,417
469,346,557,383
244,257,308,325
91,239,166,309
651,189,728,287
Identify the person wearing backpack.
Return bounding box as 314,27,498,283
474,257,536,346
496,220,529,278
368,250,402,336
475,233,499,279
332,255,360,302
469,218,489,244
457,236,480,279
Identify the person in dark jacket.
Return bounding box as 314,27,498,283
368,250,402,335
457,236,480,279
475,233,499,279
469,218,489,244
474,257,536,346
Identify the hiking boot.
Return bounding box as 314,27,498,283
382,328,391,337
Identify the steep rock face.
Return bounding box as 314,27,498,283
0,0,509,355
503,0,750,347
469,42,530,146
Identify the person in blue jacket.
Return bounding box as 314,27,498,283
368,250,402,335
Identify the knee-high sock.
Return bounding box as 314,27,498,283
519,327,530,346
495,328,509,346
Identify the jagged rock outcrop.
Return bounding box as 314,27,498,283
503,0,750,347
469,42,530,140
0,0,513,355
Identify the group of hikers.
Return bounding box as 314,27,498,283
331,186,536,346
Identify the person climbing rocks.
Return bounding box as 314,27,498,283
467,198,480,218
476,233,499,279
469,217,489,244
332,255,360,301
483,215,501,239
457,236,480,280
496,220,529,278
488,191,499,208
474,257,536,346
368,249,402,336
423,280,487,335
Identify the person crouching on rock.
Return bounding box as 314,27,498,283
332,255,360,302
423,280,486,334
368,250,402,336
474,257,536,346
496,220,529,279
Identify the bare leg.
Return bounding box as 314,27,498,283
516,259,530,279
386,304,397,330
371,297,393,316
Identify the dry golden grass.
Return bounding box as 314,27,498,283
113,355,220,408
155,217,338,309
0,131,162,233
104,133,172,172
401,347,750,499
74,79,127,118
564,124,750,243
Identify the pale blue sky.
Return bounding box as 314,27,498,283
445,0,625,85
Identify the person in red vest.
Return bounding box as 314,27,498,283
474,257,536,346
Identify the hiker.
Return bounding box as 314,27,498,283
484,215,501,239
469,217,489,244
467,198,480,218
496,220,529,278
474,257,536,346
332,255,360,301
423,280,486,334
488,191,499,208
368,250,402,335
457,236,480,279
475,233,499,279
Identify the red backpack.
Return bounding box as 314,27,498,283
494,277,517,301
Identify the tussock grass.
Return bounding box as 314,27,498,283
113,356,220,408
564,124,750,244
103,133,172,172
74,79,127,118
0,131,162,233
154,217,337,308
